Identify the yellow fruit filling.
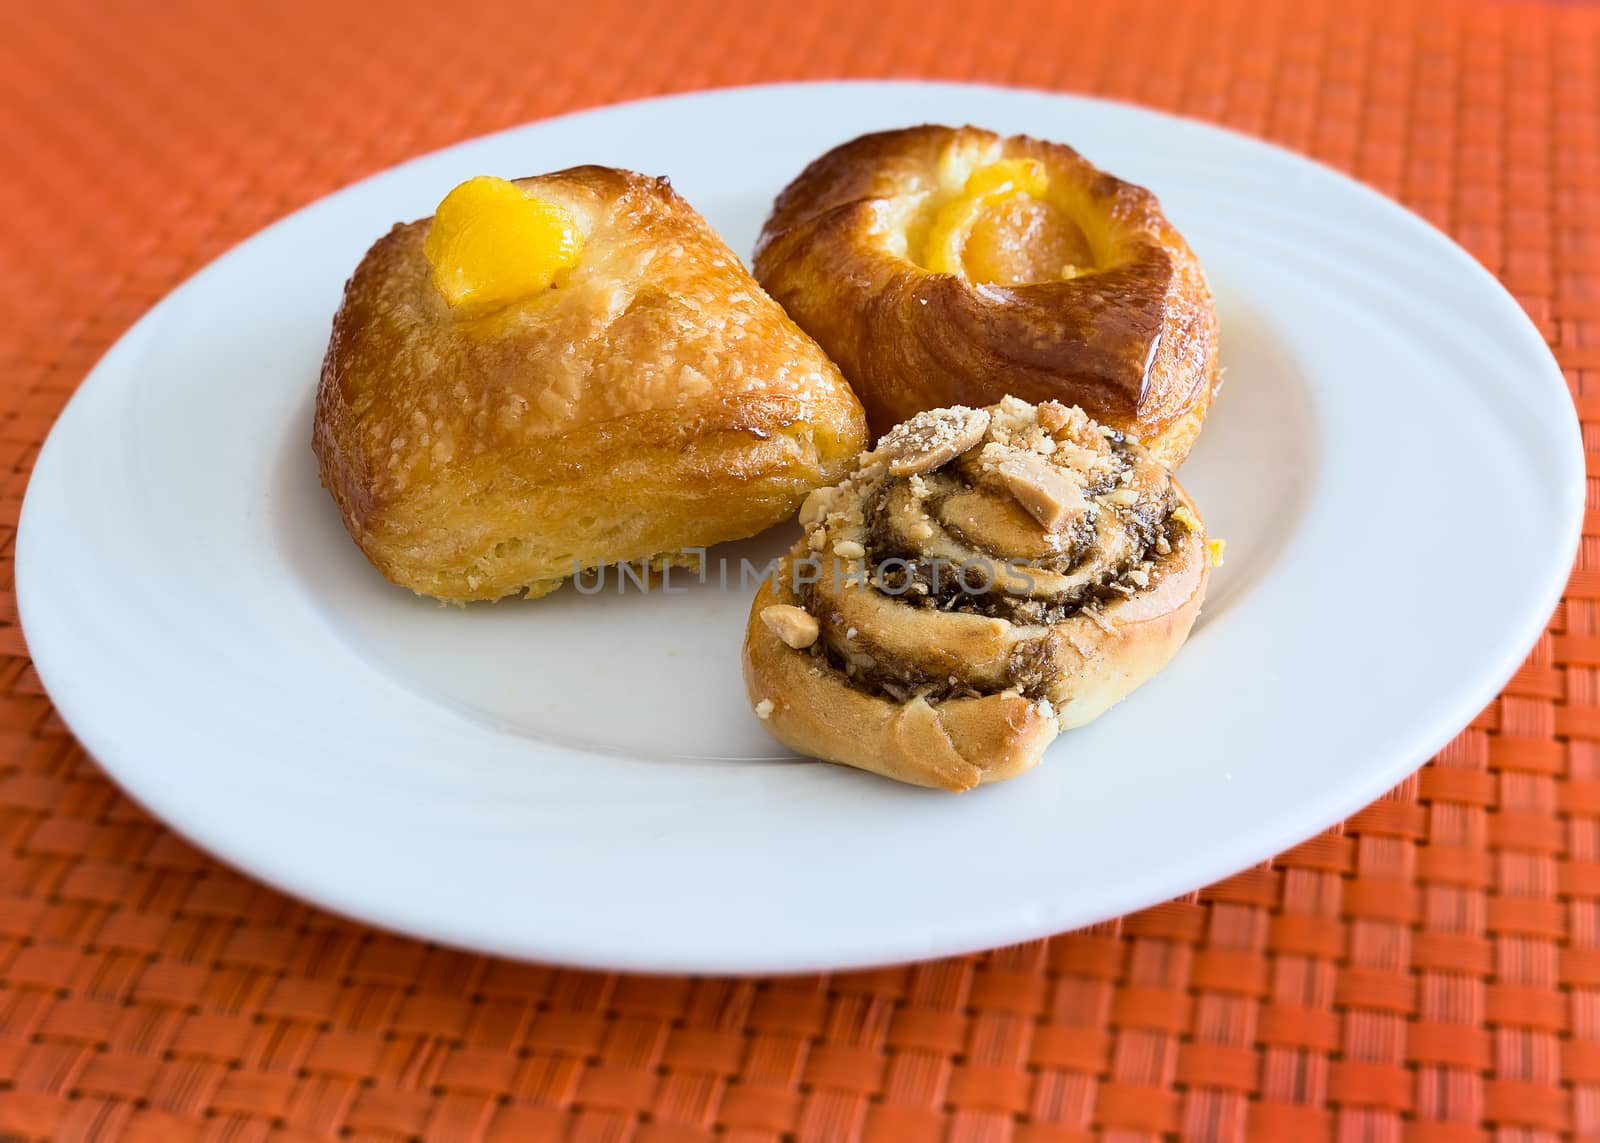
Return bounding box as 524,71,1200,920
423,176,584,309
1170,505,1202,533
1169,505,1223,567
922,158,1051,278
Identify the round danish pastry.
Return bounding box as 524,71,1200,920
753,125,1220,467
742,397,1213,791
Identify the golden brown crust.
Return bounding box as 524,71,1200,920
745,572,1061,791
753,126,1220,468
741,398,1209,791
316,166,868,601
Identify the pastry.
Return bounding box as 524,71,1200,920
315,168,868,602
753,125,1220,467
742,397,1215,791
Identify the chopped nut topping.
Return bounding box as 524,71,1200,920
833,539,866,560
877,406,990,476
760,604,820,649
754,698,775,720
1035,401,1073,434
991,450,1087,531
987,396,1036,437
798,486,841,527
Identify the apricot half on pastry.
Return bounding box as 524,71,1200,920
754,126,1220,468
422,175,584,307
742,397,1211,791
314,166,868,602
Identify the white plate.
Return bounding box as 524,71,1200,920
17,82,1582,974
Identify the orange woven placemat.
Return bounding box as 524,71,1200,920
3,0,1593,1138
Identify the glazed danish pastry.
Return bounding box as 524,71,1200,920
316,167,868,602
754,126,1220,467
742,397,1212,791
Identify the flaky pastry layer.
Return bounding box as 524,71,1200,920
754,126,1220,468
316,166,868,601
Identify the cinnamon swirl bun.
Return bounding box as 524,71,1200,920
742,397,1212,791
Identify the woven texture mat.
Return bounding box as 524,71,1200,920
4,0,1596,1138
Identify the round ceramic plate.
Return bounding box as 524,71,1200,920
17,82,1582,973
